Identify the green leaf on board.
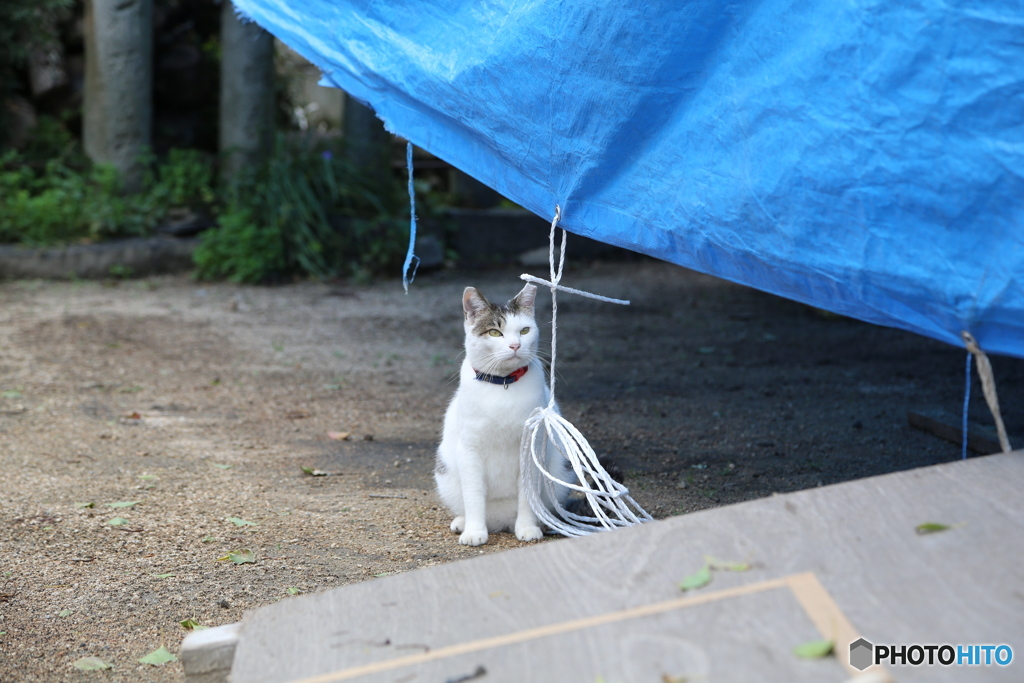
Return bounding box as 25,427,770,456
138,645,177,666
704,556,751,572
793,639,834,659
915,522,954,535
678,565,712,591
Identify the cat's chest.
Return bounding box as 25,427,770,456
457,377,545,431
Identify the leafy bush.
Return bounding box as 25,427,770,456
194,137,411,283
0,142,215,246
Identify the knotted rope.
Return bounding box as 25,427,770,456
519,206,652,536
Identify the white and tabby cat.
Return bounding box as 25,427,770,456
435,284,572,546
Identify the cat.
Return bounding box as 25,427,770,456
434,283,573,546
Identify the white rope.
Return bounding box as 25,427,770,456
962,331,1013,453
519,206,652,536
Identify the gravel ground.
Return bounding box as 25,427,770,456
0,260,1020,681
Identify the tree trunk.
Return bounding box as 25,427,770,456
219,2,274,181
343,93,391,187
83,0,153,193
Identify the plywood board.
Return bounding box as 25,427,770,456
229,451,1024,683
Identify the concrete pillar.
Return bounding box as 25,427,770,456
343,93,391,185
83,0,153,193
219,2,274,180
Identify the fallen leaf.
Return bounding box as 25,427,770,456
201,535,216,543
152,573,175,578
697,346,717,354
286,587,301,595
226,517,257,527
301,466,329,476
793,639,834,659
704,556,751,572
662,676,689,683
327,431,351,441
285,410,310,419
126,412,141,419
679,565,712,591
74,502,95,509
211,463,233,470
73,656,112,671
2,390,22,399
138,645,177,666
915,522,958,535
106,501,139,508
217,548,256,565
58,610,72,617
179,618,208,631
106,517,129,526
137,474,157,480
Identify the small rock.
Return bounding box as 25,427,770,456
363,434,374,441
218,599,230,609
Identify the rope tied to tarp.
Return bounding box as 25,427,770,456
518,206,652,536
402,142,419,293
961,331,1013,454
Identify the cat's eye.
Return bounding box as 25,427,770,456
487,329,502,337
520,327,531,335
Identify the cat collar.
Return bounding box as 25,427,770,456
473,365,529,389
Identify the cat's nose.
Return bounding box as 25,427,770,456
509,341,521,351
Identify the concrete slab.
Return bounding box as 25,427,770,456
224,451,1024,683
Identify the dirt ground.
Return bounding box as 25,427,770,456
1,259,1021,681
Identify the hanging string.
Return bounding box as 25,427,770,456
402,142,420,293
519,206,652,536
961,351,971,460
961,331,1013,453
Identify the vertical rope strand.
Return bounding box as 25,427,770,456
402,142,419,293
962,331,1013,453
962,351,971,460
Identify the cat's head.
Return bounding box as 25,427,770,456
462,284,539,375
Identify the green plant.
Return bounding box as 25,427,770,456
0,145,215,247
194,136,411,283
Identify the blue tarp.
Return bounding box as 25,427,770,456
234,0,1023,359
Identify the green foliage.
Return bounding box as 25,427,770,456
0,144,215,246
194,137,411,283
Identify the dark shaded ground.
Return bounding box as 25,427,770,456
0,259,1020,680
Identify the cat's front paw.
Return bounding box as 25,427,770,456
459,527,488,546
515,524,543,542
449,516,465,533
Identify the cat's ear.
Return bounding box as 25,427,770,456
513,283,537,312
463,287,490,321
